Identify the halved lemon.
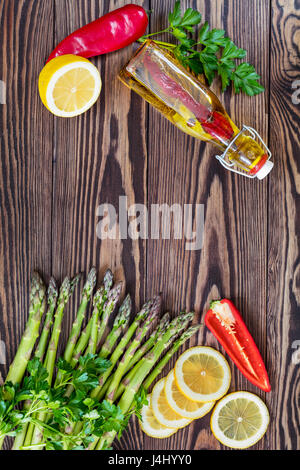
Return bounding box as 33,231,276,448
174,346,231,402
152,378,192,429
38,55,101,117
210,391,270,449
165,369,215,419
140,394,177,439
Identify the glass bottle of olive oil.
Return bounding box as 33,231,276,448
119,40,273,179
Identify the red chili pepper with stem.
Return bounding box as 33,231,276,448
144,54,234,142
47,5,148,63
205,299,271,392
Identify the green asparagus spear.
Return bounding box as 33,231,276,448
99,294,132,358
90,298,154,399
45,276,80,380
106,296,161,402
63,268,96,363
143,324,200,390
67,270,114,365
93,312,194,450
96,282,123,349
96,299,160,401
85,301,99,356
28,276,80,449
117,323,198,401
69,294,135,444
69,271,109,360
5,272,46,386
114,312,191,402
12,278,58,450
34,278,58,361
95,375,112,401
102,269,114,292
95,324,199,450
60,280,122,441
70,287,103,365
97,303,163,401
60,290,127,446
125,312,170,373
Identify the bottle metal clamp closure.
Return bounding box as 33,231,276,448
215,125,272,178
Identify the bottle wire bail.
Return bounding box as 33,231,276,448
215,125,272,178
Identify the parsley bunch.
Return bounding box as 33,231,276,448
0,356,145,450
140,1,264,96
0,269,199,451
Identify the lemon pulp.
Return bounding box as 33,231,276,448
182,353,225,395
52,67,96,112
217,397,263,440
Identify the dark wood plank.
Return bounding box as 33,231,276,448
0,0,54,449
0,0,298,452
266,0,300,450
51,0,149,348
144,0,270,450
51,1,149,450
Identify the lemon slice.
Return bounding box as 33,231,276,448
165,369,215,419
140,395,177,439
174,346,231,402
152,378,192,429
210,391,270,449
39,55,101,117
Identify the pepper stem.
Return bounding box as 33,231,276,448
210,300,221,310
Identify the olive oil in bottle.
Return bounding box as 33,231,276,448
119,40,273,179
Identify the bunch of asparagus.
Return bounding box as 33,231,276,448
0,269,199,450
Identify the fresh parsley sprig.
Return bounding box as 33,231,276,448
0,356,144,450
139,1,264,96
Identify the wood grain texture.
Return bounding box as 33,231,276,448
0,0,54,450
51,0,149,449
51,0,149,352
0,0,299,451
266,0,300,450
144,0,271,451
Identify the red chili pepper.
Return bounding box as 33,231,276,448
202,111,234,141
47,5,148,63
205,299,271,392
144,55,234,142
144,55,210,121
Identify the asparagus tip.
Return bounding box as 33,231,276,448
150,295,162,316
30,271,46,302
70,273,82,294
58,276,71,303
47,277,58,305
122,293,132,309
114,294,132,326
93,286,104,306
82,267,97,298
108,281,123,300
103,269,114,291
179,324,201,342
158,312,170,330
137,298,154,321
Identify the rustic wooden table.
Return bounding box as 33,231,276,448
0,0,299,451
